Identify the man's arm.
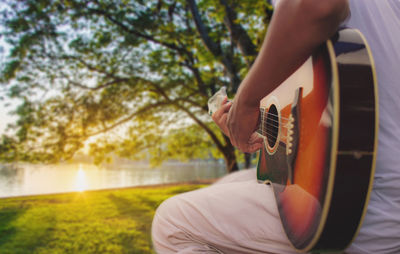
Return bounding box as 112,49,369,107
227,0,349,152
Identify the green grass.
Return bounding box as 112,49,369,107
0,184,205,254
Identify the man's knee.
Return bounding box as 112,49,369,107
152,195,184,252
153,194,183,224
151,194,200,253
153,195,178,229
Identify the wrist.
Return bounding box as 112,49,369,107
235,85,261,110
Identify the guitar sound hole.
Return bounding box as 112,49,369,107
266,104,279,149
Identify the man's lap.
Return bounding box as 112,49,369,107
152,169,298,254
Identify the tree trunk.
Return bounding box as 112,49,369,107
225,149,239,173
244,153,252,169
222,136,239,173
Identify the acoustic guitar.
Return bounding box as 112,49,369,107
256,28,378,253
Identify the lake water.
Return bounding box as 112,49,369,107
0,161,227,198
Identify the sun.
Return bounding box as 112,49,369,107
75,164,88,192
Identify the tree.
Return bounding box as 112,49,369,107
0,0,272,172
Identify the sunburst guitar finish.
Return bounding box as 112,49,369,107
256,28,378,253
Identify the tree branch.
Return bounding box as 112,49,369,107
149,80,227,152
86,7,194,60
87,100,172,137
186,0,241,90
219,0,258,65
85,5,210,97
186,0,222,56
61,73,129,91
179,60,208,96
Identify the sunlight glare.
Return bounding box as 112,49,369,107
75,164,88,192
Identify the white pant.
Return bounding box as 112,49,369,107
151,168,299,254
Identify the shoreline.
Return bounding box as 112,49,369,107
0,178,218,200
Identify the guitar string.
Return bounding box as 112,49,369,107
262,112,291,121
260,132,287,140
259,119,291,137
258,123,285,134
260,131,288,141
262,116,290,125
258,127,288,139
257,111,295,141
262,123,280,134
261,121,291,131
262,118,290,128
261,117,281,124
262,120,291,129
262,111,293,122
258,127,291,150
259,119,293,137
261,113,291,125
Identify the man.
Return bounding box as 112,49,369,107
152,0,400,253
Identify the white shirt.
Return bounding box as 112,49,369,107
342,1,400,253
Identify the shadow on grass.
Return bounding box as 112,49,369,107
0,207,29,247
107,194,150,217
0,204,57,254
107,194,155,254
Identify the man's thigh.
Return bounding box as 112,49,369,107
152,177,298,254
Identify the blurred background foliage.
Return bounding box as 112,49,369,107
0,0,273,172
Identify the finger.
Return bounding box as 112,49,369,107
239,141,263,153
211,96,227,120
248,132,264,144
212,108,223,121
215,113,227,129
247,142,263,153
220,115,230,136
235,132,263,153
220,100,232,113
212,102,232,122
220,114,228,126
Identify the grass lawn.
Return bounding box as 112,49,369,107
0,184,206,254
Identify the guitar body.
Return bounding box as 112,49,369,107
256,28,378,252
